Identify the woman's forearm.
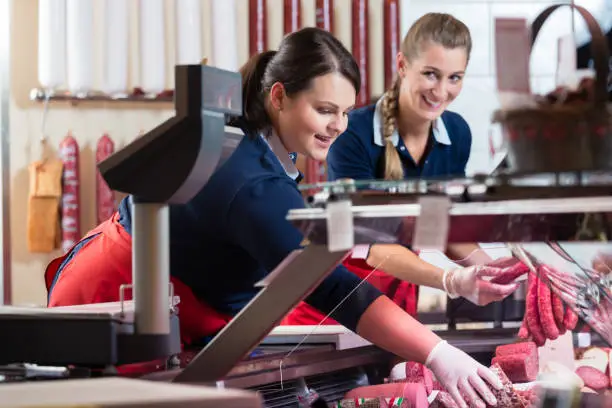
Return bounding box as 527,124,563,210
356,296,441,363
366,244,445,290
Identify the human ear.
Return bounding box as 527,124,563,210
396,52,408,79
269,82,286,111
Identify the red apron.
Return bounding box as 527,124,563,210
45,212,232,347
281,255,419,325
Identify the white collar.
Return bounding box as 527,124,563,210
372,97,452,147
260,131,300,180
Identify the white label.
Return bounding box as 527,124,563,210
539,331,576,373
326,200,354,252
413,196,451,252
556,34,577,88
494,18,530,93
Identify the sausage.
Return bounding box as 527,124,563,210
283,0,301,34
383,0,400,90
526,275,546,346
576,366,610,390
352,0,369,107
59,134,81,253
95,134,116,224
315,0,333,32
249,0,267,55
517,319,529,339
563,306,579,331
491,262,528,284
537,274,560,341
551,292,566,334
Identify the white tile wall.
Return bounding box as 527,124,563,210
399,0,605,177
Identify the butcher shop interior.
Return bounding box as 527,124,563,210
1,0,612,407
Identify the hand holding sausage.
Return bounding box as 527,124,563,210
443,265,520,306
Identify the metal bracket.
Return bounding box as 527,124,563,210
173,244,349,383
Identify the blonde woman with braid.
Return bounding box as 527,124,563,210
286,13,521,331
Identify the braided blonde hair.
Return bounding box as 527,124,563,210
381,13,472,180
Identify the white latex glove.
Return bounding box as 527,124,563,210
443,265,519,306
425,340,503,408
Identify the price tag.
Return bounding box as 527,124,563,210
494,18,531,109
413,196,451,252
556,34,577,88
539,331,576,372
326,200,354,252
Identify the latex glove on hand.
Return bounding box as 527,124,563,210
443,265,520,306
426,340,502,408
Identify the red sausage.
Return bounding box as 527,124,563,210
283,0,301,34
249,0,267,55
315,0,334,32
95,134,116,224
491,262,529,284
59,134,81,254
526,275,546,346
352,0,370,107
537,274,560,341
563,306,579,331
551,292,566,334
383,0,400,90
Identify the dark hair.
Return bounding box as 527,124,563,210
229,27,361,135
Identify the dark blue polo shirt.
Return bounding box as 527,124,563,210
111,129,383,332
327,99,472,181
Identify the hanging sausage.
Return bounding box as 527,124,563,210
102,0,129,97
139,0,166,96
66,0,94,96
383,0,401,90
59,133,81,253
38,0,67,90
249,0,267,56
211,0,238,71
352,0,370,107
315,0,334,32
176,0,202,65
96,134,116,224
284,0,301,34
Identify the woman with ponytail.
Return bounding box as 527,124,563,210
287,14,519,325
46,26,503,408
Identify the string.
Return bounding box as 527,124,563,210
277,254,393,392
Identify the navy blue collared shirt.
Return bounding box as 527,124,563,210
113,129,382,332
327,98,472,181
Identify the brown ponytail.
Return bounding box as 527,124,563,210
381,79,403,180
231,50,278,135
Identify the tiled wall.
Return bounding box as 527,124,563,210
400,0,604,176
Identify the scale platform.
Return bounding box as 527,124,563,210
0,300,181,367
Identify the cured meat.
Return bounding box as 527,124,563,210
283,0,301,34
315,0,333,32
388,362,434,395
551,292,566,334
352,0,369,107
491,262,529,284
517,320,529,340
526,275,546,346
59,134,81,253
430,391,458,408
491,354,538,383
537,276,559,341
495,341,537,358
563,306,579,331
383,0,400,90
96,134,116,224
344,383,428,408
249,0,267,55
575,366,610,390
487,364,528,408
